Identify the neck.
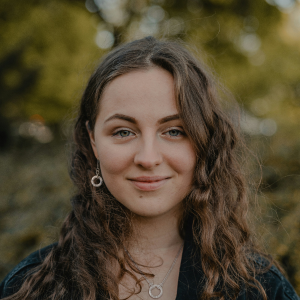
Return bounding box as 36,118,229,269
126,209,184,256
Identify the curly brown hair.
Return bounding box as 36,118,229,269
5,36,276,300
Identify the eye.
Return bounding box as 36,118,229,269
165,128,185,137
113,129,134,138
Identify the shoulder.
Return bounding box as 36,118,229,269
0,243,57,299
239,255,299,300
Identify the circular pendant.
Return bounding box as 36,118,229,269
149,285,163,299
91,175,103,187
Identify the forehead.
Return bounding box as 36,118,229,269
97,68,178,122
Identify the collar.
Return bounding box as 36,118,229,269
175,215,205,300
175,237,204,300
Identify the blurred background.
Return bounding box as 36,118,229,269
0,0,300,293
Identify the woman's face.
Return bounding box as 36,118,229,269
88,67,196,218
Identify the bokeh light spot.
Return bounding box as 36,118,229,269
95,30,114,49
259,119,277,136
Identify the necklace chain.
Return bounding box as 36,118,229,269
124,243,184,299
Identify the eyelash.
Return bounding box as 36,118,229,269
112,128,185,138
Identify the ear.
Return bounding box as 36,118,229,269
86,121,99,159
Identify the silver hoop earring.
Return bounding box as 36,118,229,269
91,160,103,187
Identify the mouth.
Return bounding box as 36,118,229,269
128,176,171,191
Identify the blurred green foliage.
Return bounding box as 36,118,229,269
0,0,300,294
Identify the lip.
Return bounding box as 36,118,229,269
128,176,170,191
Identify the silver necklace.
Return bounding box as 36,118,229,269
124,243,184,299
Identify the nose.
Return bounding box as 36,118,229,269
133,135,163,169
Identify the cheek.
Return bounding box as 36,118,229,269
168,144,196,175
97,144,133,176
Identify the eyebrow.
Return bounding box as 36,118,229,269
104,113,180,125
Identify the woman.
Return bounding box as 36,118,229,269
0,36,298,300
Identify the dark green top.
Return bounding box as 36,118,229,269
1,238,299,300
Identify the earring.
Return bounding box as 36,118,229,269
91,160,103,187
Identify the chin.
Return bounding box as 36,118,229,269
131,210,168,218
127,201,183,219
